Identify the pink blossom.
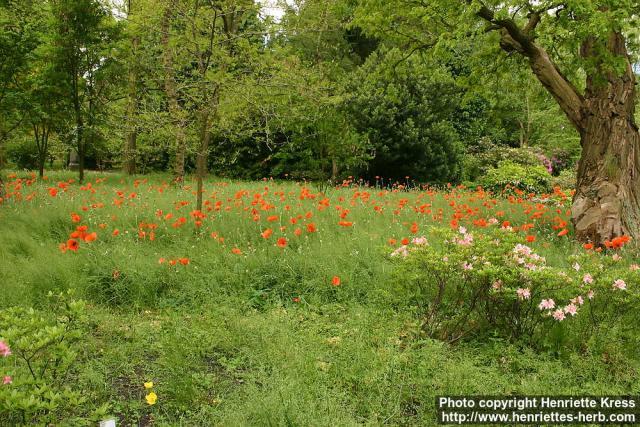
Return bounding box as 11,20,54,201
517,288,531,300
582,274,593,284
0,341,10,357
571,295,584,306
552,309,565,321
411,236,428,246
458,226,467,235
587,290,595,299
2,376,11,385
612,254,622,262
613,279,627,290
488,218,498,225
390,245,409,258
462,262,473,271
492,280,503,290
631,264,640,271
457,233,473,246
538,299,555,310
564,304,578,316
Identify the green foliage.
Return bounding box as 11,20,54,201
0,292,108,425
481,160,551,194
550,168,577,191
393,226,639,352
346,49,463,182
5,139,39,170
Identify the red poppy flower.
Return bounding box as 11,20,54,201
277,237,287,248
306,223,317,233
178,258,190,265
526,235,536,243
331,276,341,286
261,228,273,239
48,188,58,197
66,239,79,252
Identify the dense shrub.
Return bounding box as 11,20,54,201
391,226,638,351
0,292,108,424
6,139,39,170
550,168,577,190
481,160,551,193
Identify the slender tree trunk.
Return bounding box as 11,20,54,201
124,34,139,175
34,124,49,178
161,2,186,183
195,110,210,212
196,86,219,212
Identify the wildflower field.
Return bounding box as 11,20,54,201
1,171,639,425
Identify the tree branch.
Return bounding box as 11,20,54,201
473,2,584,131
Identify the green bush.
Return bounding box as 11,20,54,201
6,140,39,170
391,226,639,351
0,292,108,424
550,168,576,190
481,160,551,193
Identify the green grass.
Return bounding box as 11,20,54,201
0,171,638,425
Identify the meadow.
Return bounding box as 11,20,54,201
1,171,639,426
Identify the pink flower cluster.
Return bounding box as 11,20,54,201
390,236,429,258
512,244,545,270
0,340,12,386
0,340,10,357
456,227,473,246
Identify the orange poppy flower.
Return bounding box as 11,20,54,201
331,276,341,286
67,239,79,252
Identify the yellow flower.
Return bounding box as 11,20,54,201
145,392,158,405
144,381,154,389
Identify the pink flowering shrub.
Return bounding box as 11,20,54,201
390,226,639,348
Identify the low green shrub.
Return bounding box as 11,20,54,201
0,291,108,425
391,226,638,351
550,168,576,190
481,160,551,193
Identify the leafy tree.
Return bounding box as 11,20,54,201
355,0,640,245
49,0,119,182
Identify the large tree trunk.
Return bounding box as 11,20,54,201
161,2,186,184
571,33,640,245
